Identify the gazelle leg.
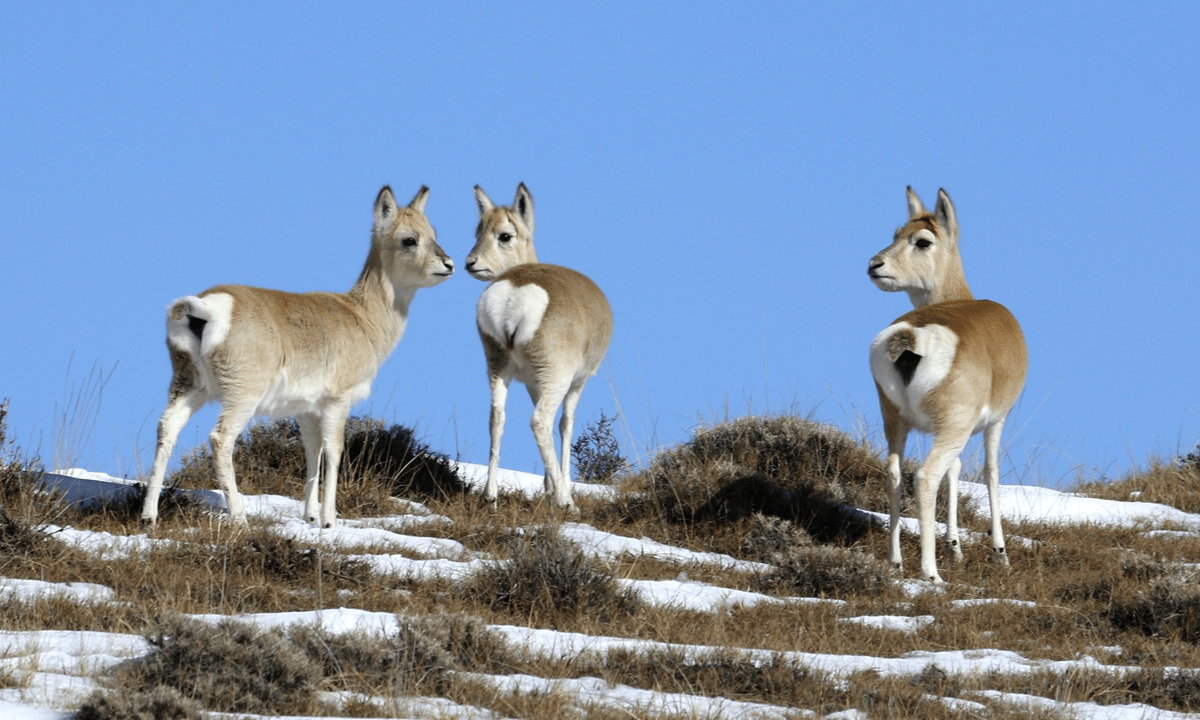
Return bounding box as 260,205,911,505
209,403,257,526
141,386,206,525
557,381,586,489
529,377,575,512
983,419,1010,566
484,375,510,509
297,413,323,524
317,402,349,530
916,433,970,584
945,456,964,563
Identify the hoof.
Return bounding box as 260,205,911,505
990,548,1011,567
139,516,157,529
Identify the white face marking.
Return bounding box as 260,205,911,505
476,280,550,349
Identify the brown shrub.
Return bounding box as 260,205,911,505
165,416,464,515
125,615,321,715
610,415,884,546
75,686,202,720
459,525,640,627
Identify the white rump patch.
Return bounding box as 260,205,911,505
166,292,234,359
870,321,960,430
477,280,549,348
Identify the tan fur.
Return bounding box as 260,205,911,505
868,187,1028,583
141,186,453,528
467,184,613,511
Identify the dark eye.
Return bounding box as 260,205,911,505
915,238,933,250
498,233,512,243
402,237,418,248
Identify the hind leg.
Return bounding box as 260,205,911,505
944,456,964,563
983,418,1010,566
209,402,257,526
557,380,586,485
529,376,575,512
142,353,209,525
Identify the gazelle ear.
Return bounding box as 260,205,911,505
906,186,926,218
474,185,494,216
934,188,958,240
374,186,398,231
407,185,430,213
514,182,534,233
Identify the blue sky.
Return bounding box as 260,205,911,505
2,3,1196,487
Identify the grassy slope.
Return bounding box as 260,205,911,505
2,412,1200,719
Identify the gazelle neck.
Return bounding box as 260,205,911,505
349,248,409,347
908,269,974,308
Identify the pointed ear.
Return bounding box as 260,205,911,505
406,185,430,213
374,186,398,230
906,186,926,218
933,188,958,239
474,185,494,217
513,182,534,233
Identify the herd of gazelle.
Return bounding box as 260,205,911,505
140,183,1024,583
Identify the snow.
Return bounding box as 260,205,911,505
4,466,1200,718
837,614,935,633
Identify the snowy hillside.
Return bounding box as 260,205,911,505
3,464,1200,719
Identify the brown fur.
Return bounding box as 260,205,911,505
869,188,1028,583
141,186,453,529
468,185,613,511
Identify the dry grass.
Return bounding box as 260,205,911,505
1071,453,1200,514
4,407,1200,718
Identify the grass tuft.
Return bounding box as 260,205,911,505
75,686,202,720
164,416,464,518
460,525,640,627
125,615,322,715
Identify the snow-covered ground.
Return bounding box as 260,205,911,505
3,466,1200,719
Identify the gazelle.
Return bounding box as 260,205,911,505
867,187,1027,583
465,183,613,512
140,185,454,529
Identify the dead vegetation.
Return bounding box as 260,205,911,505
3,404,1200,718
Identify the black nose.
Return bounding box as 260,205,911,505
868,257,884,274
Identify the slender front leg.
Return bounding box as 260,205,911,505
944,456,964,563
141,388,206,525
983,418,1010,567
296,413,323,524
318,403,349,530
484,375,509,509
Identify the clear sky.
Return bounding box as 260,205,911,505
2,3,1197,488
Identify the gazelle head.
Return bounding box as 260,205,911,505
867,187,971,308
465,183,537,282
369,185,454,290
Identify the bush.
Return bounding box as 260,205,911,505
164,416,465,516
571,410,629,483
75,686,202,720
617,415,883,544
293,611,512,695
460,526,639,626
127,615,321,715
1107,575,1200,642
